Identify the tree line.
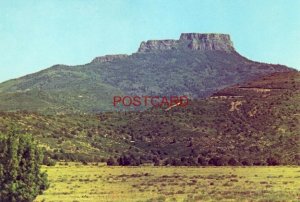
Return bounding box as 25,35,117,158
106,154,284,166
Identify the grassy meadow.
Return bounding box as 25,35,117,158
35,163,300,202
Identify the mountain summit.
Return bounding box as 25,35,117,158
138,33,235,53
0,33,295,113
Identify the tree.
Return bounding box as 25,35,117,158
208,157,228,166
152,156,160,166
107,157,117,166
0,131,49,202
197,156,208,166
117,154,133,166
267,156,280,166
228,157,239,166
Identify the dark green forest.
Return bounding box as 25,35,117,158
0,72,299,167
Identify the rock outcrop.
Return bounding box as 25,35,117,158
180,33,235,52
91,54,128,63
91,33,235,62
138,33,235,53
138,40,179,52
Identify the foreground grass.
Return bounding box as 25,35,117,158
35,163,300,202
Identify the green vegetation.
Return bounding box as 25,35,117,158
35,163,300,202
0,72,299,166
0,50,293,113
0,131,49,201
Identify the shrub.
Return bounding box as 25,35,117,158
267,157,280,166
208,157,228,166
106,157,117,166
197,156,208,166
42,153,57,166
0,131,49,201
228,157,239,166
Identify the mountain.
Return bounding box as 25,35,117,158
0,33,295,113
1,71,299,165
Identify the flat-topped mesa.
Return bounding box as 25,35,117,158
138,33,235,53
180,33,235,52
91,54,128,63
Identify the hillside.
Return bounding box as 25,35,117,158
0,71,299,165
0,33,294,113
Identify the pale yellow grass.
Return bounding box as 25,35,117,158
35,163,300,202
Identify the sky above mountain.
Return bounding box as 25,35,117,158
0,0,299,82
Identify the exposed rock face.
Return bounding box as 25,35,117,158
92,54,128,63
138,33,235,53
181,33,235,52
92,33,235,61
138,40,179,52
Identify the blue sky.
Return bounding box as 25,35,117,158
0,0,299,82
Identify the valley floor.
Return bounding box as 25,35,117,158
35,163,300,202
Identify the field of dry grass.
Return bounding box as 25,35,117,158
35,163,300,202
